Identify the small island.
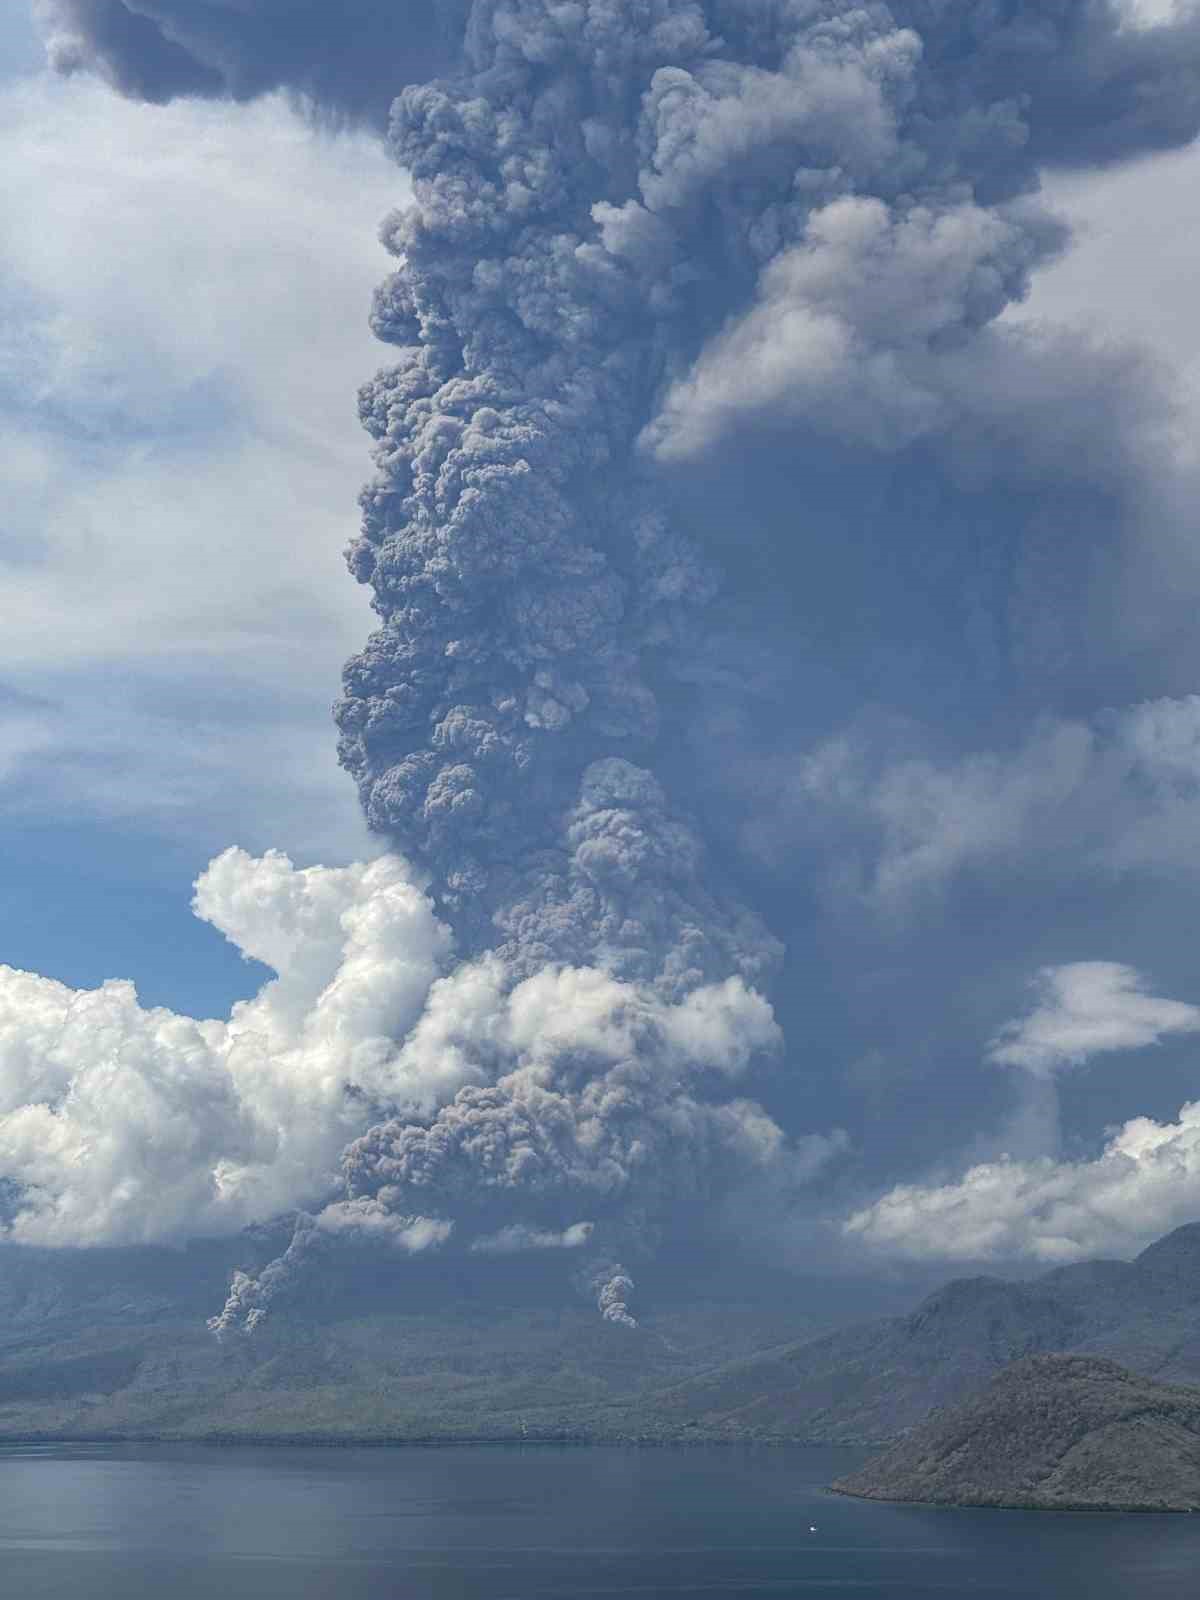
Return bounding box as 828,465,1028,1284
832,1354,1200,1513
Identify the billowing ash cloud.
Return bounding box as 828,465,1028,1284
0,838,815,1267
34,0,468,126
341,965,785,1207
322,0,1200,1302
334,0,1200,966
37,3,1200,162
23,1,1200,1304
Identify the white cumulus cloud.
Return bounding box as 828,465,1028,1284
0,847,450,1246
470,1221,595,1254
845,1102,1200,1265
846,962,1200,1263
0,842,819,1260
989,962,1200,1077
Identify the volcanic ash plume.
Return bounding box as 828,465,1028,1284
30,0,1200,1316
35,0,467,127
0,848,452,1249
324,0,1200,1308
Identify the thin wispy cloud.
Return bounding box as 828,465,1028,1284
0,75,398,860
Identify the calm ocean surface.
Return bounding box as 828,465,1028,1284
2,1442,1198,1598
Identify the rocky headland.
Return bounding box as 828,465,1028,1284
833,1354,1200,1512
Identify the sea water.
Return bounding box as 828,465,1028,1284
1,1442,1197,1598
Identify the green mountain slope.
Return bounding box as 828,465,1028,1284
3,1224,1200,1443
0,1240,891,1440
616,1225,1200,1443
833,1355,1200,1511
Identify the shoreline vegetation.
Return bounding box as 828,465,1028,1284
833,1355,1200,1514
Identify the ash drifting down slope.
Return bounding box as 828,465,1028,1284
18,0,1200,1328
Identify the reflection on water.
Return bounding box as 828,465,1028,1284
0,1443,1197,1599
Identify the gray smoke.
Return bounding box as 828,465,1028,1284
595,1266,638,1330
37,4,1200,165
334,0,1200,958
329,0,1200,1282
37,0,1200,1318
571,1254,638,1328
207,1214,316,1338
208,1203,454,1337
34,0,468,126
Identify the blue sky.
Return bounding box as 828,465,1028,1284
0,15,400,1011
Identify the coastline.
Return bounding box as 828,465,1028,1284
829,1482,1200,1516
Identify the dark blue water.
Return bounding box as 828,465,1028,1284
2,1442,1198,1598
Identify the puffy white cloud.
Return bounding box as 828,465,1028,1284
989,962,1200,1077
197,909,818,1334
0,847,450,1246
845,1101,1200,1265
0,835,827,1267
846,961,1200,1263
500,966,780,1080
342,960,793,1214
312,1200,453,1251
361,958,782,1143
470,1220,594,1254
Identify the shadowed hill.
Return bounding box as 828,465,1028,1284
833,1355,1200,1511
0,1240,901,1441
2,1225,1200,1442
604,1224,1200,1443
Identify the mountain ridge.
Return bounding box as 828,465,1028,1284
610,1224,1200,1443
832,1354,1200,1511
1,1224,1199,1442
